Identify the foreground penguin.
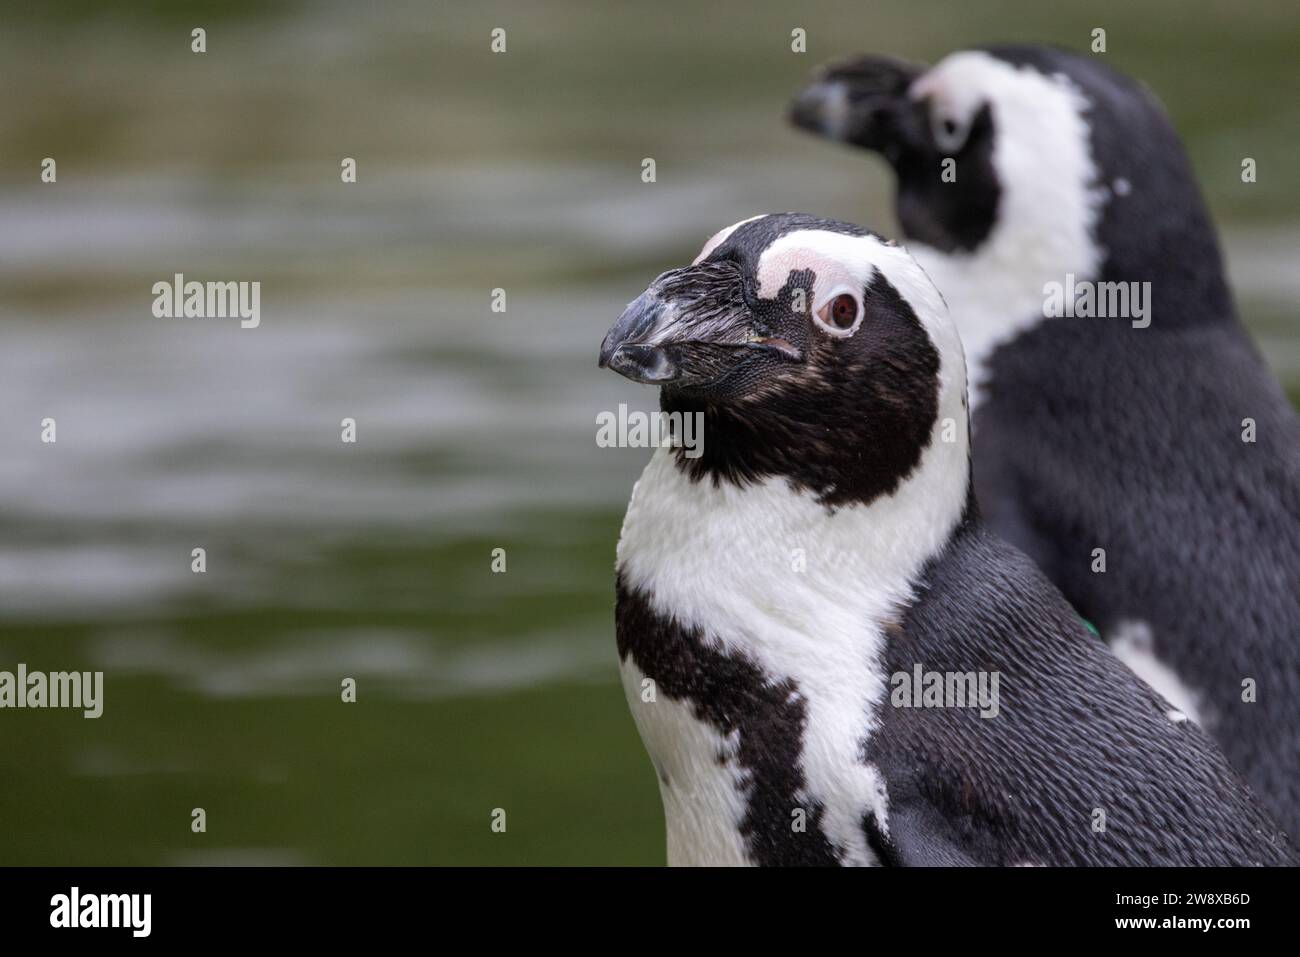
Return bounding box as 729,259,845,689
599,212,1293,866
790,47,1300,837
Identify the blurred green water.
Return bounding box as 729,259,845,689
0,1,1297,865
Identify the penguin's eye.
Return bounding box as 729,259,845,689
815,292,862,335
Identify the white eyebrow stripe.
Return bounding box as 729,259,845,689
754,229,885,300
753,228,964,373
693,214,766,264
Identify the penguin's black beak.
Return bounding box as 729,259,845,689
600,263,801,388
789,55,927,158
599,291,683,384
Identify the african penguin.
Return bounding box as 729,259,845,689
791,46,1300,838
598,212,1294,866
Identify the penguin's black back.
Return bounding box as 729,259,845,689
962,44,1300,839
868,510,1295,867
974,316,1300,841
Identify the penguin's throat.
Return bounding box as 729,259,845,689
617,441,969,665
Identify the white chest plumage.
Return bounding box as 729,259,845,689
616,429,969,865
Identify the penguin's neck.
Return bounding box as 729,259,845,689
911,214,1100,411
913,170,1239,411
616,415,970,864
618,444,971,647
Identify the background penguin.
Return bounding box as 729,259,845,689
598,212,1294,866
790,46,1300,838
